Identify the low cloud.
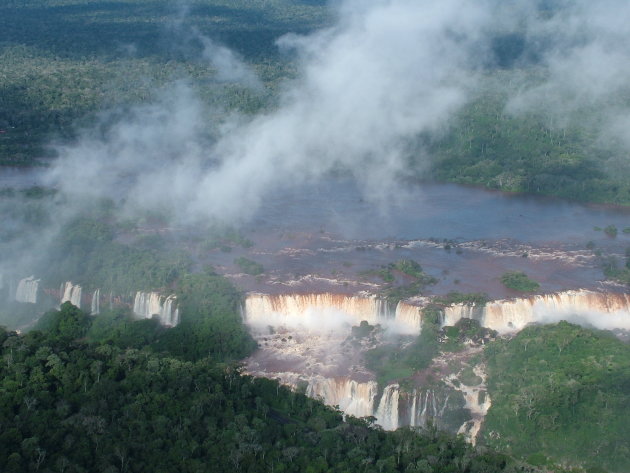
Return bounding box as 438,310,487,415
47,0,494,224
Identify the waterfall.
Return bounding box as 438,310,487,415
133,291,179,326
442,289,630,333
375,384,400,430
15,276,39,303
442,303,483,327
261,372,472,432
450,364,491,445
394,302,423,332
61,281,82,308
91,289,100,315
306,377,378,419
406,388,452,428
161,294,180,326
243,293,422,334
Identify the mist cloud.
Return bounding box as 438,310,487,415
48,0,493,224
45,0,630,226
506,1,630,126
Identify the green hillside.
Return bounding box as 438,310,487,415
1,302,543,473
482,322,630,472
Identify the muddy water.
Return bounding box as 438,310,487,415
1,169,628,298
245,178,630,244
212,178,630,298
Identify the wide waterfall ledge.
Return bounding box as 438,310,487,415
242,289,630,336
242,289,629,438
242,292,424,335
442,289,630,334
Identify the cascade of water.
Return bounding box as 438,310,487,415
442,290,630,333
375,384,400,430
409,390,418,427
442,303,482,327
306,377,378,419
91,289,100,315
243,293,422,334
394,302,423,333
133,291,179,326
61,281,82,308
406,388,452,428
15,276,39,303
160,295,179,326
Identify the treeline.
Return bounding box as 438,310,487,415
43,217,191,293
1,303,546,473
425,77,630,205
481,321,630,472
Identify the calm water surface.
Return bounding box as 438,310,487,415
248,178,630,246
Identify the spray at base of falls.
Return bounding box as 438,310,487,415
133,292,180,326
243,289,629,438
443,289,630,334
15,276,39,304
60,281,82,308
243,293,422,334
267,372,458,432
277,375,379,419
242,292,469,432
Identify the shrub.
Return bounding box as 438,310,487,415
500,271,540,292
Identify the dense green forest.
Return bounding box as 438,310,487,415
425,76,630,205
1,1,630,471
482,322,630,472
44,216,192,293
0,301,551,473
2,1,630,205
0,0,329,164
